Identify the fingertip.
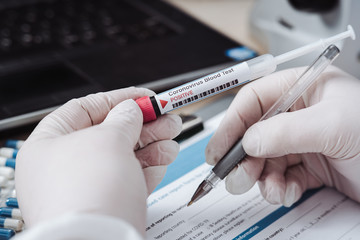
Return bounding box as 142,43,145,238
136,140,179,168
114,98,139,110
242,124,262,157
283,182,302,207
162,140,180,162
107,99,143,123
164,114,183,138
205,146,217,166
225,165,256,194
114,86,155,99
139,114,182,147
205,133,230,166
133,86,156,97
102,99,143,144
259,181,285,205
143,166,167,194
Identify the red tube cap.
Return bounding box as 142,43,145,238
135,96,157,123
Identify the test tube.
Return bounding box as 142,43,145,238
136,26,354,123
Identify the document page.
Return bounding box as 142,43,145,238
146,113,360,240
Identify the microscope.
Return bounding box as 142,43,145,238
250,0,360,78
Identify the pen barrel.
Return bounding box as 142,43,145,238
260,44,340,121
212,139,247,179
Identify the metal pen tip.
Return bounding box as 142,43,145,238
187,180,213,207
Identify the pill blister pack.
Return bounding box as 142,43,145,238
0,140,24,239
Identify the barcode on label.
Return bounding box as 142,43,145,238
172,79,239,108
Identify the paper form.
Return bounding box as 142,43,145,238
146,112,360,240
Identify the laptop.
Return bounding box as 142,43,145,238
0,0,256,131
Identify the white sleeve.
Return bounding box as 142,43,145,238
13,213,144,240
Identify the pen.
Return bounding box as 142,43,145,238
136,27,354,123
187,44,340,206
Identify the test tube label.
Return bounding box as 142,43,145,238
154,62,250,114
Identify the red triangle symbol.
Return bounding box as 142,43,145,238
160,99,168,108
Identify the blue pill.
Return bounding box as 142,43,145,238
0,158,15,169
5,198,18,208
0,217,23,231
4,159,15,169
0,208,21,220
4,140,24,149
0,148,18,159
0,208,12,218
0,227,15,239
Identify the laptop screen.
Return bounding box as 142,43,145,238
0,0,256,131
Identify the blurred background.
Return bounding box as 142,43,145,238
0,0,358,137
168,0,359,75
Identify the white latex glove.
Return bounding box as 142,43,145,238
15,87,182,236
206,66,360,207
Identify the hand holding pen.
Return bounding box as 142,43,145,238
188,45,341,206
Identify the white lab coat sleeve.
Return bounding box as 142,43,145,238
12,213,144,240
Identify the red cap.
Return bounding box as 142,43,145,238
135,96,157,123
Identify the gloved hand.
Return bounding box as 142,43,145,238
15,87,182,236
206,66,360,207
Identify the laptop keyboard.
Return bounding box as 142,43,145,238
0,0,175,59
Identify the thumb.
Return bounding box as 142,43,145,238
143,166,167,195
242,104,329,158
101,99,143,147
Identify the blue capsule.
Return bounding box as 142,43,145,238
5,198,18,208
4,140,24,150
0,217,23,231
0,208,12,218
0,208,22,220
4,159,15,169
0,148,18,159
0,227,15,239
0,158,15,169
